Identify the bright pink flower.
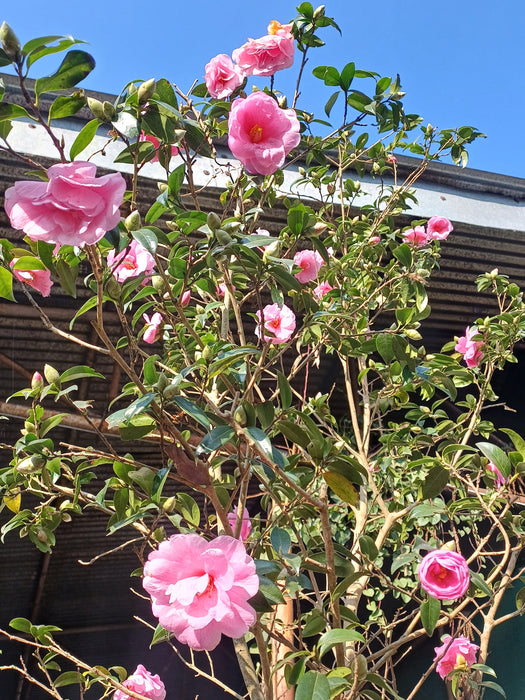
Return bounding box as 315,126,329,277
232,21,294,77
205,54,244,99
369,236,381,244
402,226,427,247
139,133,179,163
227,506,252,541
418,550,470,600
228,92,300,175
255,303,296,345
143,533,258,651
143,312,163,344
217,282,236,298
107,240,155,283
487,461,507,489
4,162,125,247
113,664,166,700
427,216,453,241
455,326,484,368
293,249,325,283
386,154,397,163
10,258,53,296
313,281,333,300
433,636,479,680
180,290,191,307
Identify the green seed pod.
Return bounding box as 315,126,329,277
207,211,222,231
0,22,21,61
137,78,156,104
44,364,60,386
124,210,142,232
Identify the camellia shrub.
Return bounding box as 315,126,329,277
0,5,523,699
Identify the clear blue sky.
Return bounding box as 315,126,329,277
2,0,524,178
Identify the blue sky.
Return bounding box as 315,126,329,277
2,0,524,178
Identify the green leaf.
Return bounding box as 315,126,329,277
10,617,32,633
499,428,525,460
277,371,292,410
119,415,156,441
270,527,291,555
274,420,310,449
0,267,15,301
296,671,331,700
421,465,449,499
340,62,356,91
48,93,86,120
171,396,210,429
132,227,158,256
114,140,155,164
515,586,525,612
35,50,95,98
312,65,341,87
359,535,379,562
54,671,83,688
12,255,46,271
0,48,11,67
245,426,273,460
480,681,506,697
470,571,492,597
0,102,32,122
60,365,104,383
168,163,185,196
324,91,339,118
150,623,172,647
123,393,156,422
196,426,235,455
69,118,99,160
318,629,365,659
420,596,440,635
392,243,413,268
323,472,359,505
476,442,511,477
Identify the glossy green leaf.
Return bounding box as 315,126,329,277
270,526,291,555
323,472,359,505
476,442,511,477
26,36,86,69
196,426,235,455
35,50,95,98
171,396,210,429
421,465,449,499
48,93,86,120
60,366,104,383
245,426,273,460
296,671,330,700
318,629,365,659
0,267,15,301
420,596,440,636
274,420,310,449
54,671,83,688
132,228,158,256
69,118,99,160
0,102,32,122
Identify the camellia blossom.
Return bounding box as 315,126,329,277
293,249,325,284
433,636,479,680
418,550,470,600
227,506,252,541
232,21,294,77
4,161,126,247
228,92,300,175
10,258,53,297
217,281,236,298
427,216,453,241
142,533,258,651
205,53,244,99
255,303,296,345
455,326,484,368
107,240,155,283
139,133,179,163
180,290,191,307
313,281,334,300
113,664,166,700
402,225,428,247
487,461,507,489
142,312,163,344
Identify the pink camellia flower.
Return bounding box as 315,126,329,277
487,461,507,489
433,636,479,680
180,289,191,307
232,21,294,77
227,506,252,541
313,281,333,300
142,533,258,651
113,664,166,700
217,281,236,298
4,161,126,247
205,53,245,99
455,326,484,368
427,216,453,241
143,312,163,344
418,550,470,600
228,92,300,175
255,303,296,345
369,236,381,244
10,258,53,297
402,226,428,247
139,133,179,163
293,249,325,284
107,240,155,283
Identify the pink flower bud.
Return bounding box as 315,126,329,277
31,371,44,390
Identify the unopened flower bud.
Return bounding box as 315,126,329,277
137,78,156,104
262,240,281,262
31,371,44,390
105,275,122,300
0,22,21,62
216,229,233,246
157,373,169,392
125,210,142,232
37,528,48,543
44,364,60,386
202,344,213,362
313,5,326,19
163,378,181,399
162,496,177,513
102,101,116,120
151,275,165,293
17,454,46,474
207,211,222,231
277,96,288,109
157,182,168,193
87,97,107,121
234,405,248,427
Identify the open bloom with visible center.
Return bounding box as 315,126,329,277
232,21,294,77
402,225,428,247
487,461,507,489
433,636,479,680
113,664,166,700
143,534,258,651
107,240,155,283
255,303,296,344
143,312,163,344
228,92,300,175
293,249,325,283
227,506,252,541
455,326,484,368
427,216,453,241
418,550,470,600
10,258,53,296
205,53,245,99
4,161,126,247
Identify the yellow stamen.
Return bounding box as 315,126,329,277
249,124,264,143
268,20,283,35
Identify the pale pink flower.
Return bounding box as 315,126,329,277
313,281,333,300
433,636,479,680
143,533,258,651
180,290,191,307
227,506,252,541
487,461,507,489
455,326,484,368
402,226,428,247
10,258,53,296
217,282,236,298
143,312,163,344
255,303,296,345
228,92,300,175
139,133,179,162
107,240,155,283
205,54,244,99
418,550,470,600
369,236,381,244
4,162,126,247
113,664,166,700
427,216,453,241
232,21,294,77
293,249,325,283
